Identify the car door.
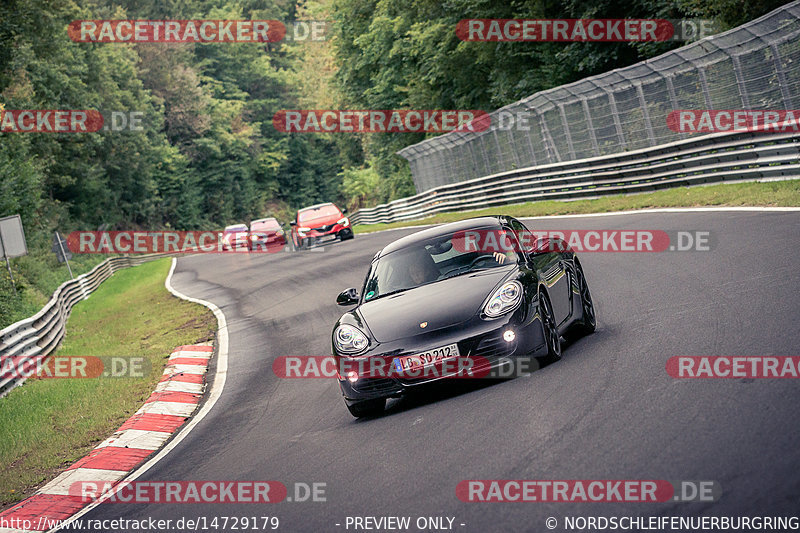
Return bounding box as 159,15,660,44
509,218,572,326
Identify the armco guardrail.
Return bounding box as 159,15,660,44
350,128,799,226
0,254,171,398
396,1,800,193
349,1,800,226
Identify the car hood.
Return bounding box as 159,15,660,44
251,228,280,236
300,214,341,228
358,268,514,343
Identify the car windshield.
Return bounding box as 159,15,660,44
298,205,340,222
251,219,279,230
362,231,519,301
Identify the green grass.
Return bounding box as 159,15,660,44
352,180,800,233
0,258,216,509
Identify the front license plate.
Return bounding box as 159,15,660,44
394,343,461,373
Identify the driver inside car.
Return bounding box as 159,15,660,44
491,251,510,264
489,231,519,265
404,248,441,286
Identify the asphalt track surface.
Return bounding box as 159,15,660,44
65,211,800,532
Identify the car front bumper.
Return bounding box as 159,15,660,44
250,234,286,251
335,308,548,404
299,223,352,243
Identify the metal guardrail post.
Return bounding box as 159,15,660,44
771,43,795,109
557,103,576,160
730,55,752,109
78,276,90,300
536,107,560,163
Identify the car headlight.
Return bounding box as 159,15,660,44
337,217,350,226
334,325,369,355
299,226,311,232
484,281,523,318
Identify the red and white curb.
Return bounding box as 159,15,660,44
0,343,213,532
1,258,229,532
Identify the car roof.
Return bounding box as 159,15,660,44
377,216,506,258
251,217,278,225
224,224,248,231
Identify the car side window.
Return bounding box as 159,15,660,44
499,225,523,263
509,219,534,255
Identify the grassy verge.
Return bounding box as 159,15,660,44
0,258,216,509
353,180,800,233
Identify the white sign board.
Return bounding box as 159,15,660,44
0,215,28,259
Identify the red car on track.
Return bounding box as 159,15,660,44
249,217,287,252
221,223,250,252
290,203,353,250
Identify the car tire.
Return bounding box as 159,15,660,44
564,262,596,341
340,231,354,241
536,290,562,365
346,398,386,418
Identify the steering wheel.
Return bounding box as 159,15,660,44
467,254,497,269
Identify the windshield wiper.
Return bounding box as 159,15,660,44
369,287,412,301
441,266,495,280
440,268,469,280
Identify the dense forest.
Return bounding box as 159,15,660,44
0,0,787,326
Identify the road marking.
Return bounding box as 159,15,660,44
49,258,229,532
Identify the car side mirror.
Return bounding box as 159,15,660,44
289,221,297,227
336,288,359,306
341,207,348,214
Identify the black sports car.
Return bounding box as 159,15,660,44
332,216,596,417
